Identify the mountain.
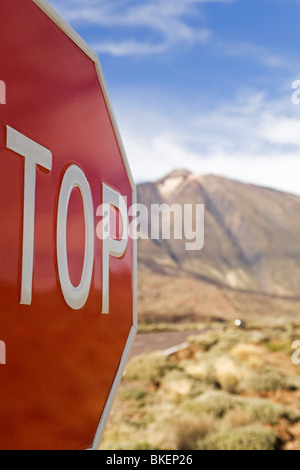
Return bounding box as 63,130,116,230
136,170,300,321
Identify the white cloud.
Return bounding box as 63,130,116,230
92,39,168,56
260,115,300,146
50,0,229,56
115,91,300,196
216,41,290,69
51,0,291,68
92,29,211,56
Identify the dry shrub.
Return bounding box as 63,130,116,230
239,367,286,393
197,425,278,450
286,375,300,390
183,390,299,425
125,352,172,382
183,361,209,380
119,386,148,401
158,413,216,450
230,343,264,368
223,409,252,428
244,397,299,424
265,340,290,353
160,371,194,399
213,357,242,392
188,332,219,351
184,390,243,418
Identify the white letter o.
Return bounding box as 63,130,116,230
57,165,94,310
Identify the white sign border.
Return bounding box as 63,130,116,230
30,0,138,451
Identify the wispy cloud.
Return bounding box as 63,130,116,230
92,30,211,56
51,0,233,56
51,0,291,72
216,40,291,69
115,90,300,196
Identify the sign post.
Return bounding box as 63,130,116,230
0,0,137,450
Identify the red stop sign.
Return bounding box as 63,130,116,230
0,0,137,450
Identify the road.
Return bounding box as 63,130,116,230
129,329,203,359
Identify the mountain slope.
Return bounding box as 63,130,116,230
137,170,300,299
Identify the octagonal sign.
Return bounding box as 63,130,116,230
0,0,137,450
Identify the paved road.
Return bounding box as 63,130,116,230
129,329,203,359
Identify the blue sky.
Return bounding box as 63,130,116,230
51,0,300,195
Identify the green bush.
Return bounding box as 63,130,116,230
172,414,216,450
265,340,290,353
188,332,219,351
183,391,244,418
120,387,148,401
125,352,173,382
182,390,299,424
286,375,300,390
239,367,286,392
207,330,246,355
244,397,300,424
197,425,278,450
